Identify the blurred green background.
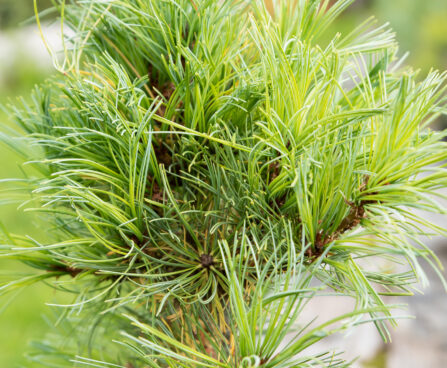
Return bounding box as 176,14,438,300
0,0,446,367
1,1,59,367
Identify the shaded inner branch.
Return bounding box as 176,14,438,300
50,263,82,278
309,177,376,259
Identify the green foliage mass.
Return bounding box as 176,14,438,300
1,0,447,367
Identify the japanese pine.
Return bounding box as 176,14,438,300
1,0,447,367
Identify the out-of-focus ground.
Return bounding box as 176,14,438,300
0,0,447,367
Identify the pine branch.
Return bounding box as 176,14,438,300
1,0,446,367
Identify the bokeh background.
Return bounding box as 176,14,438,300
0,0,446,367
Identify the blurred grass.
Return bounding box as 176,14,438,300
0,0,446,366
0,0,52,30
0,74,59,366
0,29,60,364
339,0,447,73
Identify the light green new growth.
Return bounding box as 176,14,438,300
1,0,447,367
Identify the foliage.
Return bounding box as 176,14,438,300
1,0,447,366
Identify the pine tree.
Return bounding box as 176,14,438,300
1,0,447,366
